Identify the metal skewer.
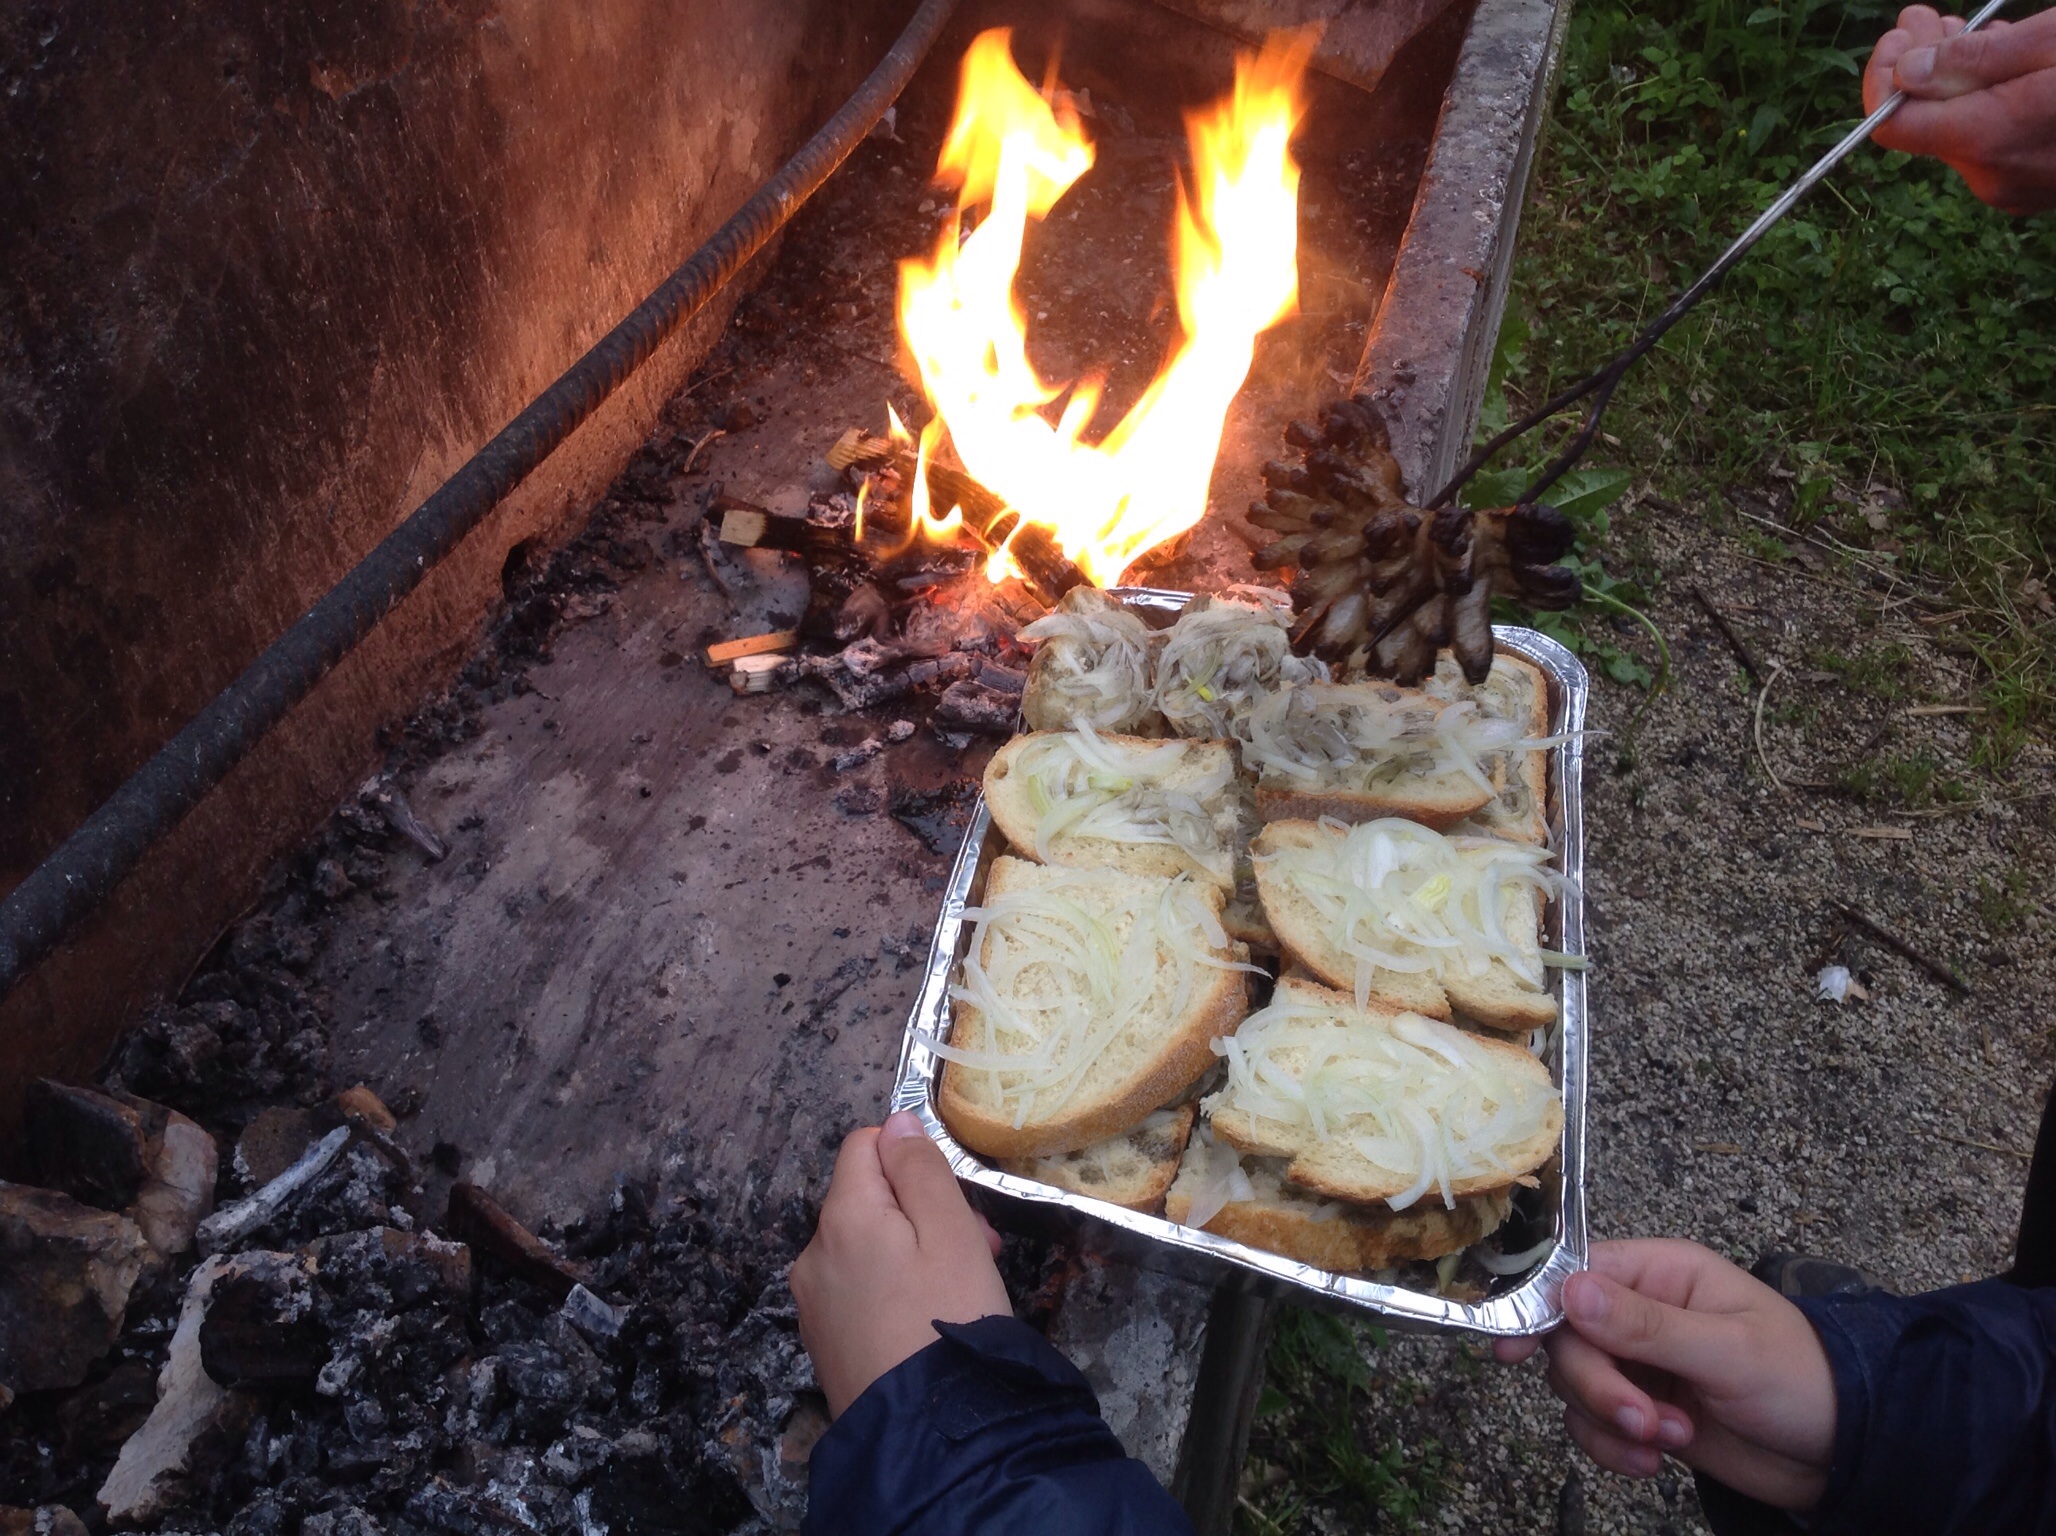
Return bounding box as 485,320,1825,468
1428,0,2016,511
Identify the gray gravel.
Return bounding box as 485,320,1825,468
1322,495,2055,1534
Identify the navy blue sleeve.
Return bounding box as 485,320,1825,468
801,1314,1195,1536
1793,1279,2056,1535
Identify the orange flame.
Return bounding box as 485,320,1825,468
897,28,1311,586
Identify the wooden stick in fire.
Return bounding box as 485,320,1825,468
828,430,1091,603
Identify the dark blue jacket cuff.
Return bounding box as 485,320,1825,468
802,1314,1195,1536
1795,1279,2056,1535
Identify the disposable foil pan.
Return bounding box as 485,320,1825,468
890,589,1590,1336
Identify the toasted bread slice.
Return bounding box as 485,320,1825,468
1165,1139,1513,1272
1249,820,1450,1018
1430,655,1551,844
1019,587,1163,735
1205,976,1561,1205
1246,681,1493,829
937,858,1249,1160
1001,1104,1197,1212
983,732,1251,890
1252,819,1556,1030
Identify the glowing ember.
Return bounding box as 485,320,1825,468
897,27,1311,587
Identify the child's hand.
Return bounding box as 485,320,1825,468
1494,1239,1837,1511
1864,4,2056,214
792,1110,1011,1417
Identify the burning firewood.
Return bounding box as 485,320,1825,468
827,429,1088,604
1245,396,1581,684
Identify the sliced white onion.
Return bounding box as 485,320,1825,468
1152,602,1328,740
1019,604,1156,730
1266,818,1561,1005
1014,729,1249,875
944,870,1239,1127
1476,1234,1559,1275
1206,991,1558,1211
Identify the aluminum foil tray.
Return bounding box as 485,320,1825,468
890,588,1590,1336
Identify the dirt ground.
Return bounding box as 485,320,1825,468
1269,493,2056,1535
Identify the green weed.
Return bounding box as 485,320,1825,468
1237,1307,1451,1534
1979,866,2032,933
1494,0,2055,758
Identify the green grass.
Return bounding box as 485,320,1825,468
1236,1307,1451,1534
1489,0,2056,757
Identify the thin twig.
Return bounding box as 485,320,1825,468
679,427,726,478
1690,584,1763,687
1752,661,1790,795
1835,903,1970,996
1929,1132,2030,1160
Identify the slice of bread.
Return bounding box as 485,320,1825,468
1247,682,1493,830
983,731,1250,890
1429,654,1551,844
938,858,1249,1160
1250,820,1450,1018
1252,819,1556,1030
1165,1140,1513,1272
1019,587,1164,735
1205,976,1561,1205
1001,1104,1197,1212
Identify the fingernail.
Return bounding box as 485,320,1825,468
1565,1274,1607,1324
1615,1404,1648,1440
1657,1416,1692,1449
880,1109,924,1141
1899,45,1935,85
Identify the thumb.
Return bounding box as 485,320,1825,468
876,1110,985,1250
1898,17,2056,97
1562,1270,1743,1387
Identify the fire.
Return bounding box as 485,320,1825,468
897,27,1311,586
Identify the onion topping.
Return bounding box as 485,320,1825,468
1014,726,1252,875
1019,596,1157,732
928,870,1256,1131
1152,600,1327,740
1262,817,1565,1007
1243,684,1548,811
1206,992,1558,1211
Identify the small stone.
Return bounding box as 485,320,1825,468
886,719,916,742
0,1510,89,1536
23,1081,149,1209
129,1110,217,1259
560,1283,628,1341
299,1506,385,1536
312,858,353,900
197,1251,322,1384
0,1183,151,1404
330,1084,398,1136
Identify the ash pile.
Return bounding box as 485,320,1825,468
1,925,826,1536
693,427,1076,742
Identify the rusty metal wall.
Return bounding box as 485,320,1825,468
0,0,908,1132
